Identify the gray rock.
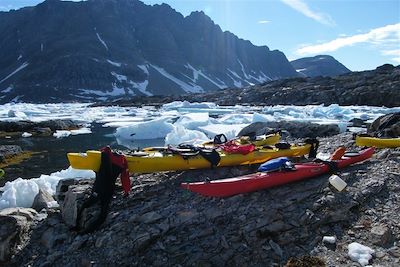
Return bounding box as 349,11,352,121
370,225,393,247
137,211,163,224
32,189,55,211
41,228,56,250
0,210,33,262
60,182,92,227
269,240,283,258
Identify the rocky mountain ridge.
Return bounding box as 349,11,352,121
0,0,299,103
100,64,400,108
291,55,351,77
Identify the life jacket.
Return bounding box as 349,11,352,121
219,140,256,155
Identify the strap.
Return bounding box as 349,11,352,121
304,138,319,159
313,158,339,173
214,134,228,144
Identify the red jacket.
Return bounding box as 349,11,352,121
101,147,131,194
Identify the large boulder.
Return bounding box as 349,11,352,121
56,179,94,228
0,208,38,262
368,112,400,137
32,189,56,212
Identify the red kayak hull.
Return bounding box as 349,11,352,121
181,147,375,197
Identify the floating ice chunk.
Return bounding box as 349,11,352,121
252,112,275,122
348,242,375,266
162,100,217,110
174,112,210,130
218,114,253,124
70,128,92,135
8,110,28,119
53,130,71,138
115,117,175,140
0,167,95,210
165,125,209,146
22,132,32,137
198,123,249,140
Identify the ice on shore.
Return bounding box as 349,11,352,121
348,242,375,266
0,167,95,210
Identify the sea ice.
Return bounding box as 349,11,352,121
165,125,209,145
0,167,95,210
115,117,175,140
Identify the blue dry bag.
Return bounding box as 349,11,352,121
258,157,294,172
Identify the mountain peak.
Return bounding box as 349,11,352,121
291,55,351,77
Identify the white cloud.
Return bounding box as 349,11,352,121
296,23,400,63
382,49,400,63
258,20,270,24
280,0,335,26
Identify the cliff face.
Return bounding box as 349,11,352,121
0,0,298,103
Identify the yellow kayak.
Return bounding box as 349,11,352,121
67,143,311,174
355,135,400,148
142,133,281,152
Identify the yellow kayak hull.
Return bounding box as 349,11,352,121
143,133,281,152
355,136,400,148
67,143,311,174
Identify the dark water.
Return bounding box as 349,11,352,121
1,123,164,184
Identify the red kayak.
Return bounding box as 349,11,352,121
181,147,375,197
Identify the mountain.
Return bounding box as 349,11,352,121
290,55,351,77
0,0,298,103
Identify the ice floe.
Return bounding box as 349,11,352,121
0,167,95,210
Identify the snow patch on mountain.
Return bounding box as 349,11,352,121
129,80,152,96
0,62,29,84
111,72,127,82
150,64,204,93
95,28,108,51
138,65,149,75
185,64,226,89
107,60,122,67
237,59,250,80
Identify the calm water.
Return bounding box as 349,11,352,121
1,123,164,183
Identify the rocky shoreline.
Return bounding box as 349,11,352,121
1,132,399,266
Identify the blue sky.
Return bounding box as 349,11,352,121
1,0,399,71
